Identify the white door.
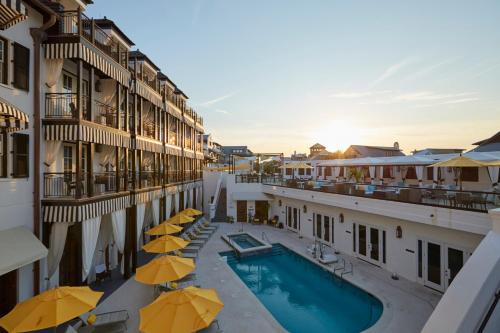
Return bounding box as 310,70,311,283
357,224,382,266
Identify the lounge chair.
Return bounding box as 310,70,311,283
189,230,210,240
182,244,202,253
73,310,129,333
195,226,214,235
198,319,223,333
182,234,205,246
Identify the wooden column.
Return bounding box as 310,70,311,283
88,67,94,121
131,149,137,190
124,88,129,132
88,143,94,197
75,141,83,198
138,150,143,189
138,98,143,136
76,59,83,119
124,148,129,191
115,146,121,192
124,205,137,279
116,83,121,130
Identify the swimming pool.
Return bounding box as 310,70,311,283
220,244,383,333
228,234,264,249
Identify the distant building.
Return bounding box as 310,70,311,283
221,146,254,164
309,143,326,157
290,151,308,161
344,142,404,158
471,131,500,152
412,148,464,156
203,134,223,165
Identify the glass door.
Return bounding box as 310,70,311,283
370,227,380,262
424,241,444,291
357,224,382,265
445,246,467,289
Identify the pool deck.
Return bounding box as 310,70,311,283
93,222,442,333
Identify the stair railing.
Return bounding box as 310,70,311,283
209,173,223,220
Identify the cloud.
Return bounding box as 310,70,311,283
330,90,392,99
356,91,479,106
393,91,476,102
215,109,230,114
371,57,418,86
199,91,237,107
403,58,459,82
192,0,204,25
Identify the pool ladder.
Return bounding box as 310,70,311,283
261,232,271,243
334,258,354,279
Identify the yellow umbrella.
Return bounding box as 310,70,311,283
0,286,103,332
166,213,195,225
427,155,487,168
146,222,183,236
139,286,224,333
143,235,189,253
279,162,313,169
135,255,195,285
180,208,203,217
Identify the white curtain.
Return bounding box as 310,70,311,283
488,166,499,187
416,166,424,185
45,59,63,90
165,194,172,217
88,216,113,284
46,222,69,281
82,216,102,280
433,167,439,186
44,141,62,172
378,166,384,183
343,167,348,180
174,193,180,212
152,199,160,226
400,166,408,181
111,209,126,273
136,203,146,243
99,146,116,169
183,191,188,209
369,166,376,183
99,79,117,105
333,167,340,180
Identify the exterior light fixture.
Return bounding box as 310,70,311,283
303,205,307,213
339,213,344,223
279,200,282,207
396,226,402,239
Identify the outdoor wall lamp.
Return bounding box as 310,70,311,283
279,200,282,207
339,213,344,223
396,226,403,239
303,205,307,213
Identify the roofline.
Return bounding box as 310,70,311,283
94,18,135,46
129,50,160,71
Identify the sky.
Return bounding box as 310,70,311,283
88,0,500,155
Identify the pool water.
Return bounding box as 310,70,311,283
221,244,383,333
228,234,264,249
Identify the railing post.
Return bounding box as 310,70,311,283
77,8,82,36
90,18,95,43
88,143,94,197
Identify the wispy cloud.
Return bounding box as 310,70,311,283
191,0,204,25
214,109,230,114
393,91,477,102
199,91,238,107
403,57,459,82
371,57,418,86
330,90,392,99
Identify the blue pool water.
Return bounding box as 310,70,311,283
228,234,264,249
220,244,383,333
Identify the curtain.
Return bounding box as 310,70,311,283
46,222,69,282
87,217,113,284
369,166,376,183
488,166,499,187
45,59,63,90
111,209,126,255
333,167,340,180
152,199,160,225
82,216,102,281
99,79,116,105
343,167,348,180
174,192,180,212
400,166,408,181
165,195,172,218
44,141,62,172
197,188,203,210
136,203,146,243
183,191,188,209
416,166,424,185
99,146,116,169
378,166,384,183
433,167,439,186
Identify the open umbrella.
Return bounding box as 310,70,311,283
143,235,189,254
139,286,224,333
166,213,195,225
180,208,203,217
146,222,183,236
135,255,195,285
427,155,487,190
0,286,103,332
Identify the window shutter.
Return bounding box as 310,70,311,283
13,43,29,91
12,133,29,178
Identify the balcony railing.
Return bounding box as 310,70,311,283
43,172,88,198
92,172,117,195
137,171,160,189
94,100,117,128
49,10,126,65
259,176,500,213
143,121,156,139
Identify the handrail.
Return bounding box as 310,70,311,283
261,232,271,243
478,289,500,333
209,173,223,220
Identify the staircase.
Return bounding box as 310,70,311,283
213,188,228,222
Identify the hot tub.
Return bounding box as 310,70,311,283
221,232,272,257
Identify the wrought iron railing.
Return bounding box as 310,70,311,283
43,172,88,198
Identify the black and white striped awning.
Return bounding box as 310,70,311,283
184,115,195,127
0,97,28,132
183,180,202,191
184,149,195,159
44,124,131,148
43,195,131,223
195,122,204,132
132,188,165,205
165,144,182,156
133,80,163,108
45,42,131,88
195,151,204,160
0,0,27,30
166,102,183,120
135,136,164,153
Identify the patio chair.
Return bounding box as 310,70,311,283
182,234,205,246
182,244,202,253
455,192,473,209
198,319,223,333
75,310,129,333
190,230,210,240
195,226,214,235
471,193,488,211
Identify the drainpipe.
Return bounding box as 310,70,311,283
29,0,57,294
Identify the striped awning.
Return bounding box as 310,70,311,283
135,136,164,153
0,0,27,30
44,124,131,148
132,188,165,205
195,151,204,160
184,149,195,159
165,144,182,156
133,80,163,108
45,42,131,88
166,102,183,120
43,195,131,223
184,115,195,127
183,180,202,191
195,122,204,132
0,97,28,131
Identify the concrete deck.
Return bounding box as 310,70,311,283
92,222,442,333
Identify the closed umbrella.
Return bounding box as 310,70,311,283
0,286,103,332
135,255,195,285
139,286,224,333
143,235,189,254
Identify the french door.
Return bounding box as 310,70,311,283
418,239,469,292
314,213,334,245
357,224,383,265
285,206,300,232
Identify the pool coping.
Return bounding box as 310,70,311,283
221,232,273,257
219,241,391,333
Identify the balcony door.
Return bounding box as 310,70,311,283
236,200,247,222
285,206,300,232
314,213,334,245
357,224,383,266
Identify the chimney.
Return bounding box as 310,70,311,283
393,142,400,150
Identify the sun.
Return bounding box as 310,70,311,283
310,120,363,152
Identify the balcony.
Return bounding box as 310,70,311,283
48,10,127,66
43,172,125,199
258,176,500,213
45,93,119,129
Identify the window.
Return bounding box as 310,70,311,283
462,167,479,182
298,168,304,176
426,167,434,181
13,43,29,91
406,166,417,180
0,132,6,177
383,166,392,178
0,37,8,84
285,168,292,175
63,146,73,173
63,74,73,92
324,216,330,242
316,214,322,239
12,133,29,178
325,167,332,177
